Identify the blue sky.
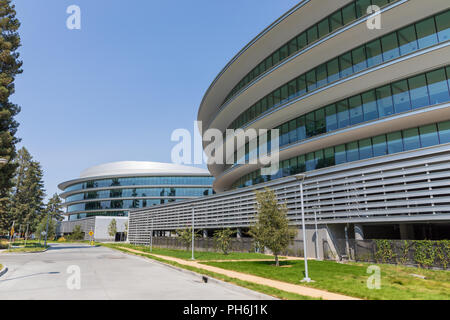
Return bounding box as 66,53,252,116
13,0,299,198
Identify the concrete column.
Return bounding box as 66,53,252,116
399,224,414,240
236,228,242,238
354,224,364,240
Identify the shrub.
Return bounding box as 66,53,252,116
57,237,66,242
213,228,235,255
414,240,436,268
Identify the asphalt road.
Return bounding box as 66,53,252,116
0,243,271,300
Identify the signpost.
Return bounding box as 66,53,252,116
89,230,94,246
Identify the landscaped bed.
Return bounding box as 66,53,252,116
202,259,450,300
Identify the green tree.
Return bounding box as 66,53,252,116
35,215,56,240
9,147,45,232
108,218,117,238
0,0,22,234
69,225,84,241
213,228,235,255
249,188,296,266
45,193,64,221
176,227,201,251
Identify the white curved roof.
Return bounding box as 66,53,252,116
58,161,211,191
80,161,210,178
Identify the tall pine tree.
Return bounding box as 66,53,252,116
45,193,64,221
9,147,46,231
0,0,22,233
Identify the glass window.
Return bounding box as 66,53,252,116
324,147,335,166
397,25,418,55
348,95,364,125
376,85,394,117
307,26,318,44
267,93,274,110
366,39,383,67
297,155,306,172
281,123,289,146
387,132,404,154
290,157,298,174
265,56,273,70
342,3,356,25
288,80,297,99
316,150,325,169
279,44,288,61
288,38,298,56
255,101,261,117
327,58,340,83
436,10,450,43
297,32,307,50
330,10,343,31
289,119,297,144
372,135,387,157
362,90,379,121
315,108,326,134
352,46,367,73
372,0,389,7
403,128,421,151
408,74,429,109
306,152,316,171
438,121,450,144
346,142,359,162
359,138,373,160
356,0,371,18
339,52,353,78
325,104,338,132
318,18,330,38
426,68,450,105
280,84,289,103
306,112,315,137
381,32,400,61
392,80,411,113
335,144,346,165
306,69,317,91
297,75,307,95
272,50,280,65
297,116,306,141
416,17,438,49
260,97,268,113
419,124,439,147
337,100,350,128
273,88,281,106
316,64,327,87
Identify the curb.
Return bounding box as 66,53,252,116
112,247,277,300
0,266,7,278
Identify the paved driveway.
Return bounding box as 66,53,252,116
0,244,270,300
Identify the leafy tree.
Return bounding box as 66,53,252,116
249,188,296,266
0,0,22,233
35,215,56,240
213,228,235,255
176,227,201,251
69,225,84,241
45,193,64,221
9,147,45,232
108,218,117,238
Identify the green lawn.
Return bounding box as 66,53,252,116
113,243,278,261
203,260,450,300
2,241,48,253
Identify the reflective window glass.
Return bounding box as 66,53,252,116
416,17,438,49
330,11,343,31
403,128,421,151
362,90,379,121
398,25,418,55
307,26,318,44
352,46,367,73
381,32,400,61
436,10,450,43
325,104,338,131
408,74,429,109
346,141,359,162
426,68,450,104
316,64,327,87
438,121,450,144
306,69,317,91
366,39,383,67
348,95,364,125
359,138,373,159
327,58,340,83
337,100,350,128
335,144,347,165
376,85,394,117
392,80,411,113
419,124,439,147
318,18,330,38
387,132,404,154
342,3,356,25
339,52,353,78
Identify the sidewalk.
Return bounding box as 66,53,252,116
117,246,360,300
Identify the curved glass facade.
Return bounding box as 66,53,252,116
229,66,450,168
62,175,214,220
232,120,450,188
223,0,401,107
228,10,450,130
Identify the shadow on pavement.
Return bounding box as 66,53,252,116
0,271,61,282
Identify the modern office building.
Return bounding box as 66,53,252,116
57,161,213,240
128,0,450,253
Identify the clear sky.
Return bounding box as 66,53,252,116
12,0,299,198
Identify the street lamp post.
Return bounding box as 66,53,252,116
150,218,153,252
312,206,321,261
191,206,195,260
295,173,311,282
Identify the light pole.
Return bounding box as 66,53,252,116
150,217,153,252
44,210,50,247
191,206,195,260
312,206,321,261
295,173,311,282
